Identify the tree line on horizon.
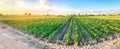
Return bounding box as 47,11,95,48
0,13,120,16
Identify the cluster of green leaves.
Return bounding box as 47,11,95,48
65,19,73,44
74,20,80,44
76,17,120,41
75,19,88,41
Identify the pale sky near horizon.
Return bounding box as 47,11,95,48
0,0,120,15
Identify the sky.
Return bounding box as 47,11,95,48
0,0,120,15
50,0,120,9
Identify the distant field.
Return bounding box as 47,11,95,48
0,15,120,46
78,16,120,20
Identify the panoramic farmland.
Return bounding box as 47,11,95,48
0,15,120,49
0,0,120,49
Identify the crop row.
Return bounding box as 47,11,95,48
76,18,120,44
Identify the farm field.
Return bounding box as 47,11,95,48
0,15,120,47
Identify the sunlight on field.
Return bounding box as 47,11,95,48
0,0,120,49
83,16,120,20
0,15,66,20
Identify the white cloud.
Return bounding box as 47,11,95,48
0,0,120,15
0,0,14,3
0,0,73,15
40,0,50,8
0,0,41,14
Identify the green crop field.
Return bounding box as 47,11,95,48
0,15,120,46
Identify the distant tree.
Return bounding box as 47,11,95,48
78,14,81,16
101,14,106,16
88,14,95,16
97,14,100,16
0,13,1,16
28,13,31,16
0,13,3,16
118,13,120,15
46,14,50,16
25,12,31,16
25,12,27,15
58,15,64,17
108,14,113,16
72,14,76,16
85,14,88,16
